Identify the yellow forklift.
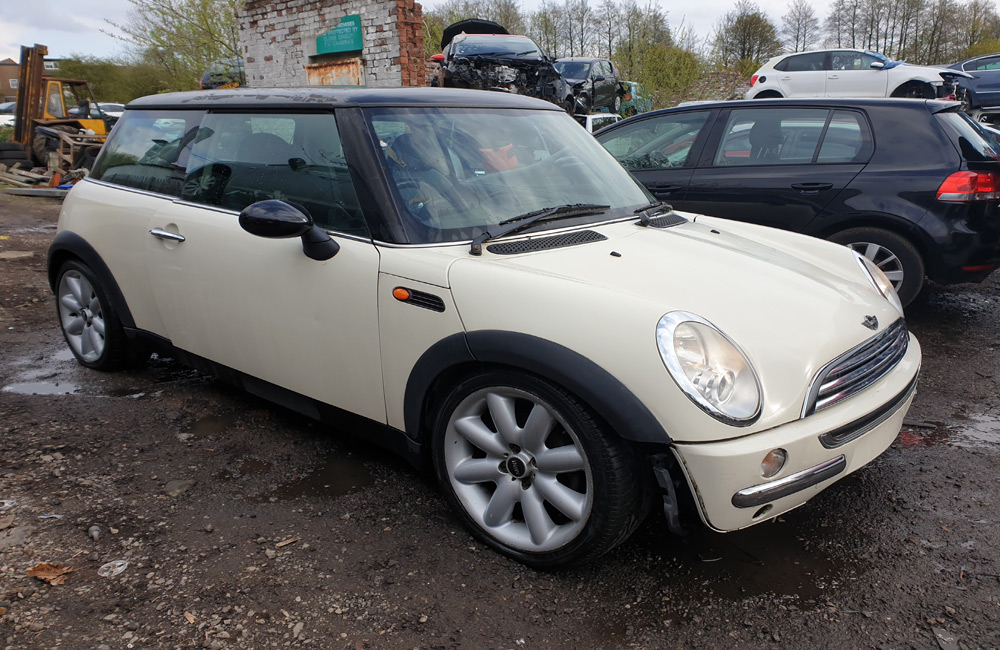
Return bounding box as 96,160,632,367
12,44,112,169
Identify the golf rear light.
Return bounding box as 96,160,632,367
936,171,1000,201
761,449,787,478
750,75,759,87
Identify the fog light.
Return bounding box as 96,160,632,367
761,449,787,478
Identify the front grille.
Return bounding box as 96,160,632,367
486,230,606,255
802,319,909,417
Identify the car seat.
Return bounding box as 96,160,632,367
749,118,784,163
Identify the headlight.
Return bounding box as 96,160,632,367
656,312,762,425
853,252,903,315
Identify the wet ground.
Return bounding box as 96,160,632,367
1,193,999,649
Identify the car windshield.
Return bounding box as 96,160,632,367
366,107,653,244
555,61,591,78
452,36,542,58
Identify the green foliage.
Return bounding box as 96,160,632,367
0,126,11,143
712,0,783,71
964,38,1000,58
104,0,242,91
56,57,170,103
630,45,701,108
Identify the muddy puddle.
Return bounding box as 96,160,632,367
180,413,239,441
250,455,373,503
1,380,80,395
900,413,1000,449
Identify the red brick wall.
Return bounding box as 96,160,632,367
394,0,425,87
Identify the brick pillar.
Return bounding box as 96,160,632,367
394,0,424,86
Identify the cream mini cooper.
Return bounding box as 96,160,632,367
49,88,921,568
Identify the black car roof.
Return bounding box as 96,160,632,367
126,87,563,112
627,97,960,117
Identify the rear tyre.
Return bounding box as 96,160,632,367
829,227,925,307
431,371,645,568
55,260,145,371
890,81,935,99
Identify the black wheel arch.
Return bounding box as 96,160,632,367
48,230,136,330
404,330,672,448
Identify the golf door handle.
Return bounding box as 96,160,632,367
791,182,833,193
149,228,186,242
646,183,681,196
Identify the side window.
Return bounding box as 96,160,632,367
969,56,1000,71
598,61,612,77
598,112,710,170
782,52,826,72
816,110,871,163
45,82,64,118
91,109,204,197
714,108,829,166
183,113,367,236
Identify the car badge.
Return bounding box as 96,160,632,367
862,315,878,331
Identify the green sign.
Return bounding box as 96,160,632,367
316,15,363,55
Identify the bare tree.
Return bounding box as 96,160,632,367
781,0,820,51
104,0,241,90
713,0,783,73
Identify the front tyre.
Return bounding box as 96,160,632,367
613,94,622,114
431,371,644,568
55,260,139,370
828,227,925,307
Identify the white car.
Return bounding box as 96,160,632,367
96,102,125,119
49,87,920,568
0,101,15,128
746,49,971,100
573,112,621,133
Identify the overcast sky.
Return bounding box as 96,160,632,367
0,0,797,63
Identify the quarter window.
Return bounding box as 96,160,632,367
816,111,868,163
90,109,205,197
598,112,709,170
182,113,367,235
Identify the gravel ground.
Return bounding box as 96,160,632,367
1,193,998,650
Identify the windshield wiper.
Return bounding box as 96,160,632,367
634,201,678,227
470,203,610,255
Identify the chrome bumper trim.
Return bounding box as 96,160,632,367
818,373,918,449
732,455,846,509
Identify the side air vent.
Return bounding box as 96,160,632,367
392,287,445,312
486,230,607,255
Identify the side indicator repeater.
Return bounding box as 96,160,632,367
392,287,411,301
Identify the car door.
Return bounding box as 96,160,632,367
594,60,614,108
595,109,716,205
683,107,870,232
825,51,889,97
774,52,828,97
965,56,1000,104
144,110,386,422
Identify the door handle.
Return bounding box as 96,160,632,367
149,228,186,242
828,74,839,79
646,183,681,197
790,182,833,194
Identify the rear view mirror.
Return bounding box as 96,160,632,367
239,200,339,260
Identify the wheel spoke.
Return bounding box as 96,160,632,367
66,276,86,307
454,415,509,457
452,457,505,484
521,486,554,545
520,403,555,454
482,479,520,527
88,326,104,353
863,243,880,261
485,392,520,446
534,475,586,522
534,445,585,473
91,315,106,337
79,324,94,357
883,269,904,284
64,316,86,336
60,293,82,311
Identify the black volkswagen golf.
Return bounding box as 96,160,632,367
596,98,1000,306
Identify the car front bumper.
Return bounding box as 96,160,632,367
671,333,920,532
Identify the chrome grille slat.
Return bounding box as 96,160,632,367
802,319,908,417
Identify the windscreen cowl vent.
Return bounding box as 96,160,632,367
486,230,607,255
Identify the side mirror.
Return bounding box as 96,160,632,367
239,200,339,261
870,61,885,70
593,74,606,82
